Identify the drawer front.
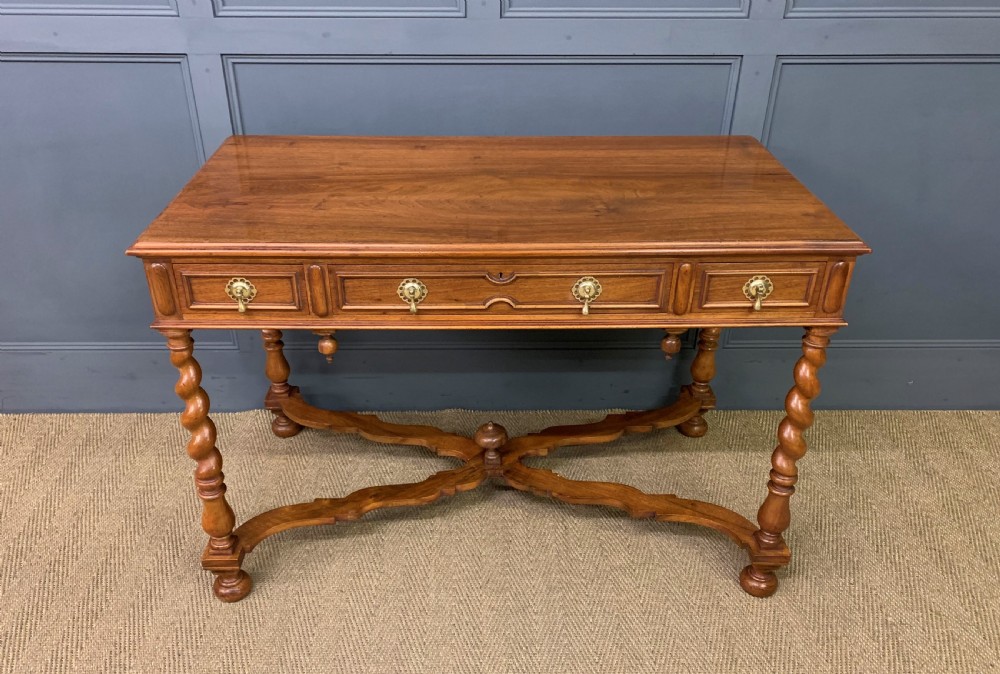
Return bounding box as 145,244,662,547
335,267,670,313
175,264,306,317
694,262,825,314
145,259,846,328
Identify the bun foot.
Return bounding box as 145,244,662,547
271,414,303,438
213,570,253,603
677,415,708,438
739,565,778,598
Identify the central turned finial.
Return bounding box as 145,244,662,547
474,421,508,471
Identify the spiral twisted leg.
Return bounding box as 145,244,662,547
740,326,836,597
161,329,251,603
677,327,721,438
262,329,303,438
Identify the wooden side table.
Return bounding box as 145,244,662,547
128,136,870,602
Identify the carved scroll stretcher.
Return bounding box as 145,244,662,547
236,463,486,552
226,387,771,586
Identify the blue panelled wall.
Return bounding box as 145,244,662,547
1,3,999,411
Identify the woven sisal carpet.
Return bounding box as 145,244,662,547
1,410,998,673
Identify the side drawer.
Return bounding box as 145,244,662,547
693,262,825,315
174,264,307,318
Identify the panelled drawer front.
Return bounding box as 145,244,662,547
694,262,825,314
334,267,670,312
175,264,306,317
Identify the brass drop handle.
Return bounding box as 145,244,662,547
572,276,602,316
743,275,774,312
397,278,428,313
225,277,257,313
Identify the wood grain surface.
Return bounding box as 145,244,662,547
127,136,870,258
129,136,868,602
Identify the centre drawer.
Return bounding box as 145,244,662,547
333,266,671,313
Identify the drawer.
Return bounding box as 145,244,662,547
175,264,306,317
333,267,670,313
693,262,825,314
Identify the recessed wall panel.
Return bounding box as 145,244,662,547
227,57,738,136
786,0,1000,17
743,58,1000,347
501,0,746,18
0,56,202,345
0,0,175,15
212,0,462,17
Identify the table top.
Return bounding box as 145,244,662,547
128,135,870,258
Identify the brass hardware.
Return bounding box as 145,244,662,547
572,276,602,316
225,277,257,313
397,278,428,313
743,275,774,312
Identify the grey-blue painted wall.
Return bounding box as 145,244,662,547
1,4,999,412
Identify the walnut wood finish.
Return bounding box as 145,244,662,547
338,266,665,312
146,263,176,317
281,394,482,462
261,329,302,438
503,464,758,548
500,391,701,462
661,328,686,360
677,328,721,438
235,464,486,553
475,422,508,475
139,255,862,331
131,136,869,601
255,388,760,543
160,329,250,602
128,136,868,259
740,327,836,597
127,137,867,332
315,330,337,363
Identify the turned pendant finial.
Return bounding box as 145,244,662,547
315,331,337,363
661,328,686,360
474,421,508,469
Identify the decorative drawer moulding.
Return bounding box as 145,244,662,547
212,0,464,17
282,333,692,351
0,0,176,15
785,0,1000,18
501,0,748,18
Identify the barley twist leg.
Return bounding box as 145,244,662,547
740,326,836,597
162,329,252,602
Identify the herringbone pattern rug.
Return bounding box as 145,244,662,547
1,410,998,673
